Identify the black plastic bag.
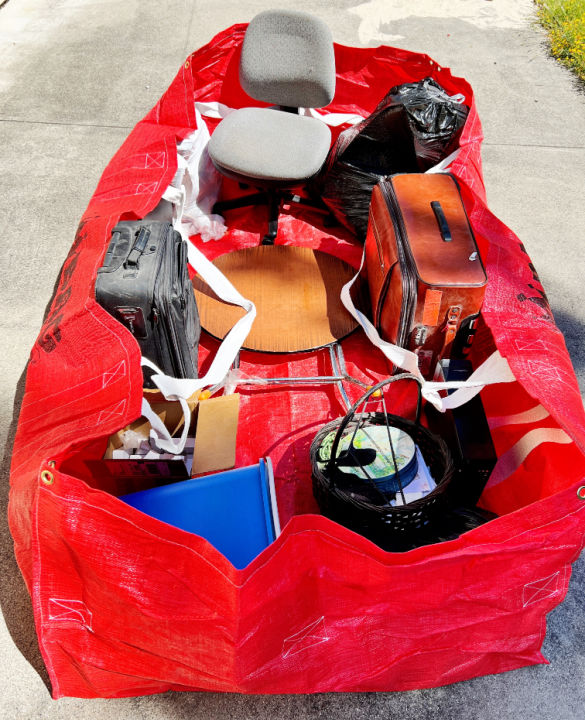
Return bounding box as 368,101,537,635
316,77,469,240
388,77,469,170
317,104,418,239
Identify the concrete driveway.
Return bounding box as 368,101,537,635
1,1,584,717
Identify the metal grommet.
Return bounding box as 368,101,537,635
47,460,56,469
41,470,54,486
577,486,585,500
184,60,190,69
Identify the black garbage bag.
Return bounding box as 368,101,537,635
317,105,419,239
316,77,469,240
389,77,469,170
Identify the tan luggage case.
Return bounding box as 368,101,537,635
365,173,487,378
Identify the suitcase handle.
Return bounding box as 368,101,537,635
430,201,452,242
326,373,423,487
126,226,151,267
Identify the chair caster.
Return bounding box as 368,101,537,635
262,232,276,245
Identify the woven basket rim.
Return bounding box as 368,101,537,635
311,412,454,516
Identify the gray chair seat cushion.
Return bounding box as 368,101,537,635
208,107,332,182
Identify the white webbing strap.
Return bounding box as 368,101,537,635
140,102,362,452
299,107,366,126
195,100,365,127
340,247,516,412
142,105,491,452
152,229,256,400
141,185,256,453
140,358,193,454
425,148,462,174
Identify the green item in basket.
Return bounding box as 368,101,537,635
316,425,417,489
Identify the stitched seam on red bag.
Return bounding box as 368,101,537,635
282,617,329,658
35,487,61,697
17,361,127,427
522,571,561,607
48,599,93,629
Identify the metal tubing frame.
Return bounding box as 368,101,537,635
221,343,368,411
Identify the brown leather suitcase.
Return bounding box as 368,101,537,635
365,173,487,378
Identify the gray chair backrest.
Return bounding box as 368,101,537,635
239,10,336,109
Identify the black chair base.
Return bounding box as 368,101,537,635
212,190,335,245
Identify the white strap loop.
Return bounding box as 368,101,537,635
146,103,495,454
194,100,234,119
140,231,257,451
150,237,256,401
142,161,257,452
195,100,365,128
298,107,365,126
425,148,462,174
340,247,516,411
140,358,192,454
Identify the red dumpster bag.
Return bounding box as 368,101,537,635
8,25,585,699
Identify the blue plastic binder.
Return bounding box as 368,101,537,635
121,458,280,569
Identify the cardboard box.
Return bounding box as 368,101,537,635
95,390,241,495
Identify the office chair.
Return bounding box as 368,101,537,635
208,10,336,245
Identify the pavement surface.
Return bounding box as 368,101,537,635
1,0,584,718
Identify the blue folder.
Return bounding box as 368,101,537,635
121,458,280,569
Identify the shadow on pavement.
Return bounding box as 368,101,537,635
553,308,585,384
0,365,52,693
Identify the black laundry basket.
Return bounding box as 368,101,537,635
311,374,455,551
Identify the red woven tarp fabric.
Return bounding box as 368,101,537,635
8,25,585,699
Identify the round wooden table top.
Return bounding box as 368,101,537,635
193,245,359,353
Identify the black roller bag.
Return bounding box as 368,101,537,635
96,220,200,386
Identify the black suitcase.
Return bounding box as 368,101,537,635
96,220,200,386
